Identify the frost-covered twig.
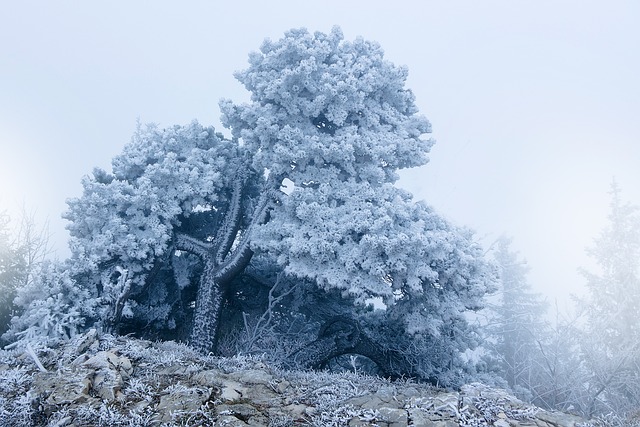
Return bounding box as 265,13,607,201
110,266,133,327
25,342,47,372
241,273,298,352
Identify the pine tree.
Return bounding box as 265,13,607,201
8,28,496,385
488,237,547,398
579,182,640,416
0,212,23,337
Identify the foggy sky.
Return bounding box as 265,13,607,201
1,1,639,309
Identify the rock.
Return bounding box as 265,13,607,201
219,380,249,401
132,396,154,413
73,328,98,354
71,353,89,366
215,415,247,426
83,350,132,377
81,350,134,402
228,368,274,385
378,407,409,426
349,416,373,426
40,373,92,406
407,407,432,426
157,364,193,376
154,386,211,424
345,395,386,410
281,403,307,418
376,385,397,402
536,410,586,427
91,367,124,401
215,402,270,426
0,333,606,427
275,379,290,393
192,369,222,386
216,403,258,419
407,392,460,418
420,421,459,427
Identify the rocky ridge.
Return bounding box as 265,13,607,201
0,330,603,426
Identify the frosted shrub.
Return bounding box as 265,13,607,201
3,262,90,350
0,367,36,426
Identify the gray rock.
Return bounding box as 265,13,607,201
80,350,134,402
83,350,133,378
376,385,398,403
228,368,274,385
216,402,269,426
345,395,386,410
407,407,432,426
38,372,92,405
73,328,98,354
90,367,123,401
536,410,586,427
0,332,605,427
157,364,194,376
421,421,459,427
378,407,408,424
407,392,460,418
275,379,290,394
219,379,249,401
215,415,247,426
281,403,307,418
349,416,373,426
154,386,211,423
192,368,222,386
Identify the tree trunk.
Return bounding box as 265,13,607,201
174,180,275,354
189,261,224,352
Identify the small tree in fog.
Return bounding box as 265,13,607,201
0,209,51,341
578,182,640,416
488,237,547,398
0,212,22,337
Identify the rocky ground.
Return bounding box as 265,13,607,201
0,330,620,426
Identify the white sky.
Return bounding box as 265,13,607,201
1,1,639,309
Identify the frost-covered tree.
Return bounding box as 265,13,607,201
65,122,261,350
3,260,89,349
11,28,495,385
219,28,494,381
529,307,589,414
0,209,51,341
0,212,23,337
578,182,640,416
488,237,547,397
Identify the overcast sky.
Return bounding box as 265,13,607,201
1,1,639,308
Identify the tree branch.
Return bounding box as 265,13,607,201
213,174,246,265
174,233,213,260
215,188,276,284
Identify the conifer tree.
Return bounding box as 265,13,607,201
579,182,640,415
8,28,495,385
489,237,547,397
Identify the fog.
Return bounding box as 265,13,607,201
1,1,639,309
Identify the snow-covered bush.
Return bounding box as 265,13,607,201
3,261,90,349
